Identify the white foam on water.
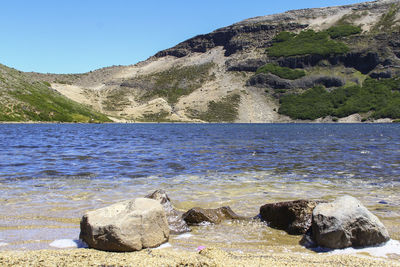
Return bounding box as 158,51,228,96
49,239,88,249
327,240,400,258
174,233,193,239
0,242,8,247
198,221,213,226
153,243,172,250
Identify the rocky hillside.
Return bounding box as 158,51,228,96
0,64,110,122
4,0,400,122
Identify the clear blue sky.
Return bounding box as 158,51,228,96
0,0,363,74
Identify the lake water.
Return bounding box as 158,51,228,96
0,124,399,256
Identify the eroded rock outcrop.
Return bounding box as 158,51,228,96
259,200,322,235
80,198,169,252
277,52,382,74
247,73,344,89
145,189,191,234
154,23,306,58
182,206,244,225
311,195,390,249
226,58,268,72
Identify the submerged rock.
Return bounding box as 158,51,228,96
259,200,321,235
80,198,169,252
145,189,191,234
312,195,390,249
183,206,244,225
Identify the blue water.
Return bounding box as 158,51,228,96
0,123,399,182
0,123,399,251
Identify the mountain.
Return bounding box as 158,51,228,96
3,0,400,123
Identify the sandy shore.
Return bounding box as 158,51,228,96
1,247,399,267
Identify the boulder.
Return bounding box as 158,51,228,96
183,206,244,225
259,200,321,235
312,195,390,249
145,189,191,234
80,198,169,252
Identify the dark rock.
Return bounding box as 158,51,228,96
370,70,392,79
247,73,344,89
154,23,307,58
295,75,345,88
378,200,388,205
277,52,381,74
388,34,400,59
226,58,268,72
145,189,191,234
183,206,244,225
259,199,322,235
336,52,381,74
299,229,315,248
247,73,292,89
312,195,390,249
277,54,327,69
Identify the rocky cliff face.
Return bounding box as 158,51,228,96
6,0,400,122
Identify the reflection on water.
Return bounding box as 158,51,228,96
0,123,399,253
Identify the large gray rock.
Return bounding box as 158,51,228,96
312,195,390,249
145,189,191,234
260,200,321,235
183,206,244,225
80,198,169,252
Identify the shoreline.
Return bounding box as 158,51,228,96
1,247,399,267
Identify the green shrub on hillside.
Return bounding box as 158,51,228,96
372,3,400,33
139,111,171,122
267,30,349,57
273,31,296,42
42,81,51,87
278,86,333,120
140,63,215,104
0,64,110,122
7,82,110,122
189,94,241,122
279,78,400,120
326,24,362,39
256,63,306,80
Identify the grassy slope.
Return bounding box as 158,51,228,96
278,78,400,120
188,94,241,122
138,63,216,104
0,64,111,122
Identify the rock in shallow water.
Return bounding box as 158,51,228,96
145,189,191,234
312,195,390,249
80,198,169,252
259,199,321,235
182,206,244,225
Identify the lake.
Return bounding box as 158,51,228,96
0,123,399,254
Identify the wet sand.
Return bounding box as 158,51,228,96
1,247,399,267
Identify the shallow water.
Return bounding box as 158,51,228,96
0,123,399,257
